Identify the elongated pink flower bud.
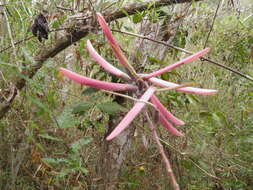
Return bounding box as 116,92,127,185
151,95,185,126
143,48,210,79
159,114,184,136
96,13,136,75
149,77,217,95
60,68,137,92
106,87,156,141
86,40,131,80
96,13,119,48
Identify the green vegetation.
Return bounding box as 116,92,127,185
0,0,252,189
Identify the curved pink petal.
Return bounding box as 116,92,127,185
86,40,131,80
60,68,137,92
149,77,217,95
151,95,185,126
159,114,184,136
96,13,130,69
106,87,156,141
96,12,118,47
143,48,210,79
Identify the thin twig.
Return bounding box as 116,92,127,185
0,35,34,53
145,111,180,190
56,6,73,11
3,8,17,60
101,90,155,108
112,29,253,82
203,0,222,48
102,82,193,105
0,28,69,53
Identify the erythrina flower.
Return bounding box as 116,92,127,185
60,12,217,141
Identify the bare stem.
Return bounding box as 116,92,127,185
112,29,253,82
145,111,180,190
203,0,222,48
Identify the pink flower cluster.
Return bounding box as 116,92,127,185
60,13,217,141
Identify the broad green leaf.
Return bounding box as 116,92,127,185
72,102,94,115
57,108,79,128
81,88,99,95
97,102,128,115
71,137,92,152
38,134,63,142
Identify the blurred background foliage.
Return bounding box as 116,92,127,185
0,0,253,189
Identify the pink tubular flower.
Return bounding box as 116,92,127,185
106,87,156,141
96,13,128,68
96,13,119,48
96,13,137,76
60,12,217,140
151,95,185,126
159,114,184,136
143,48,210,79
60,68,137,92
86,40,131,81
149,77,217,95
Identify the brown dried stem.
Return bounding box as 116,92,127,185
145,111,180,190
112,29,253,82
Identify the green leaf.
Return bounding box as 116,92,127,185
121,9,129,17
42,157,60,165
81,88,99,95
212,111,228,127
186,94,200,104
72,102,94,115
22,48,36,65
71,137,92,152
58,168,72,178
57,108,79,128
38,134,63,142
148,56,167,65
29,97,51,114
132,11,145,24
97,102,128,115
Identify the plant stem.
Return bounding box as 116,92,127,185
145,111,180,190
112,29,253,82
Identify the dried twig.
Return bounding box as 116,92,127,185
203,0,222,48
145,111,180,190
0,36,34,53
112,29,253,82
